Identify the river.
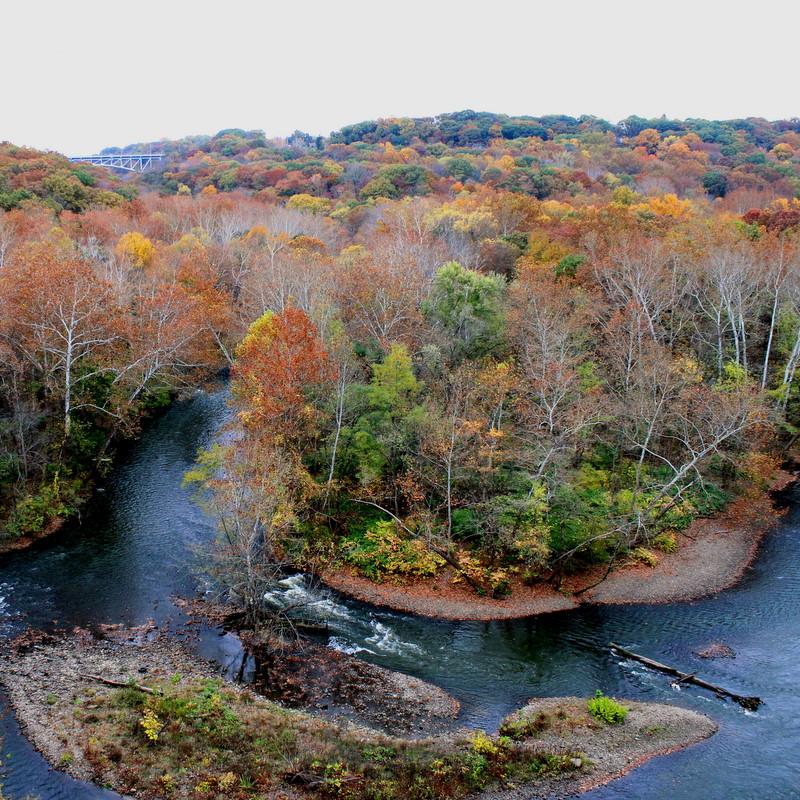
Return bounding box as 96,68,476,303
1,389,798,799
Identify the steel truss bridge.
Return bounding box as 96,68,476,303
68,153,166,172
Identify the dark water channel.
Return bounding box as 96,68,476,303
1,390,799,799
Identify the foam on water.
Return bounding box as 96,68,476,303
263,574,355,622
328,636,373,655
261,574,428,658
363,620,424,656
0,582,13,636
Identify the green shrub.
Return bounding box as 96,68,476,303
149,679,241,744
555,253,585,278
652,532,678,553
362,745,396,763
690,482,728,516
451,508,479,540
587,691,628,724
462,751,489,790
342,521,445,581
630,547,658,567
5,477,81,538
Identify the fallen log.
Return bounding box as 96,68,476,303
79,673,157,695
610,643,762,711
292,620,330,635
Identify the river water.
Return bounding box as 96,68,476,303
1,389,799,799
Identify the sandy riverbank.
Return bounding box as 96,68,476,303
321,471,796,621
0,634,715,800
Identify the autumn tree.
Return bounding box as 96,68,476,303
233,306,332,448
0,244,121,438
510,269,603,489
115,230,156,268
335,245,427,350
184,440,301,633
111,278,217,416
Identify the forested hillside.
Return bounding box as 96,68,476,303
2,111,800,597
87,111,800,206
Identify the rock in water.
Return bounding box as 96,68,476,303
695,642,736,659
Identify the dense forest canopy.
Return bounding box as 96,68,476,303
5,110,791,206
2,110,800,600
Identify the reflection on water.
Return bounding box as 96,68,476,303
0,390,227,799
2,389,800,798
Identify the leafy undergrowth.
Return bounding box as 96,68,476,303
342,520,447,582
78,677,584,799
587,692,628,725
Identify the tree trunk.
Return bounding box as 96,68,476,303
761,288,780,389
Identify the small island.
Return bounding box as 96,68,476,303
1,635,716,800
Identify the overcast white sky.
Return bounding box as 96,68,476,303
3,0,797,155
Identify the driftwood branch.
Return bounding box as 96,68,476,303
610,643,762,710
285,771,361,788
80,673,157,695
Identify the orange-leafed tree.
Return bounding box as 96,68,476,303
233,306,333,448
113,279,218,413
176,254,239,367
115,230,157,269
0,244,122,437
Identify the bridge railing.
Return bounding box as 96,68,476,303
68,154,166,172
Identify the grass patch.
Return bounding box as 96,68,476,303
630,547,658,567
499,710,552,740
652,532,678,553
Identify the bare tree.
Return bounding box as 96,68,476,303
759,235,797,389
596,236,690,346
0,249,121,438
186,439,299,631
0,211,16,269
512,274,605,490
